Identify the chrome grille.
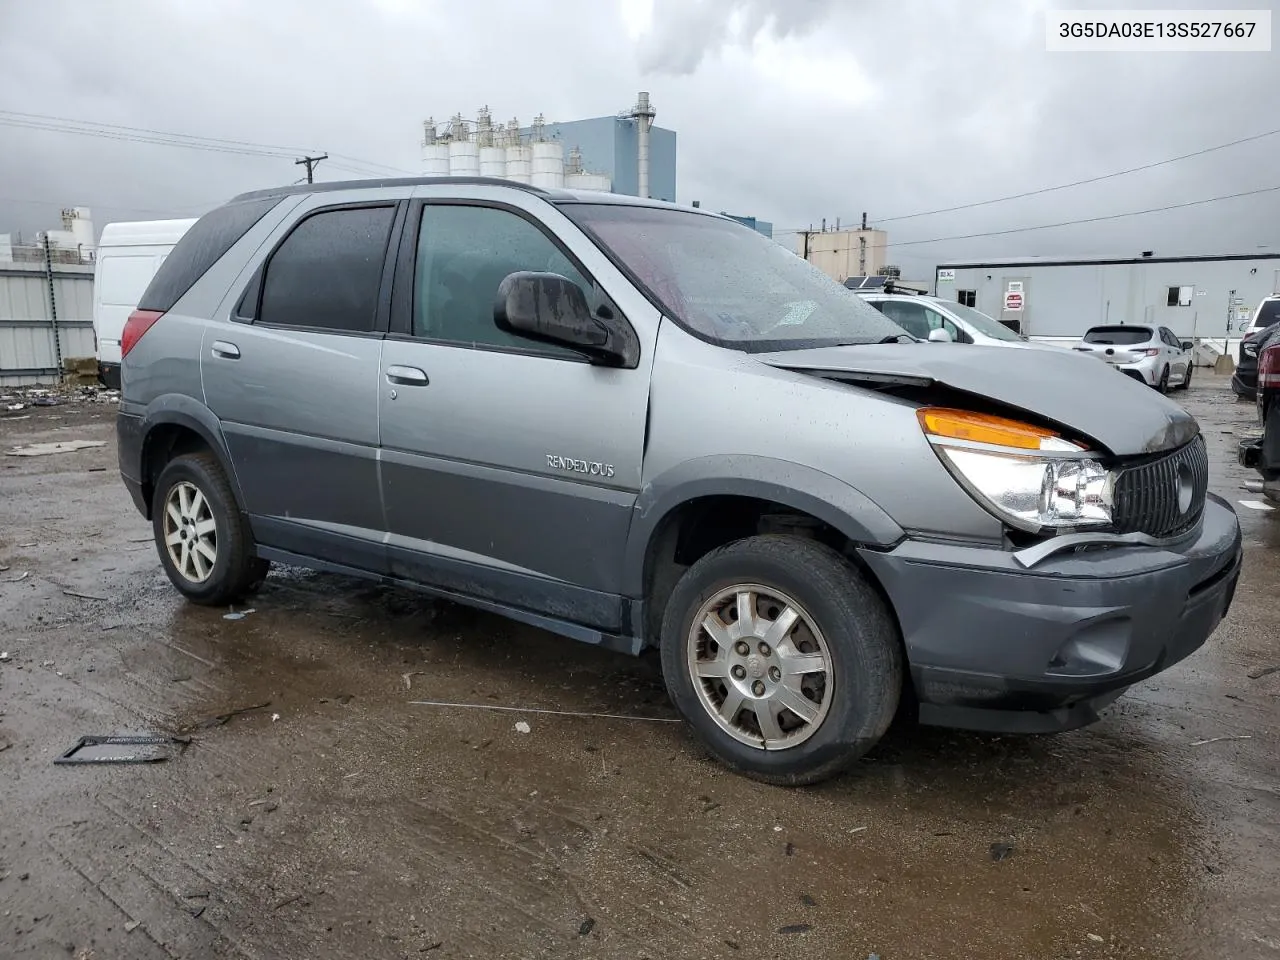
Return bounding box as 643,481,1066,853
1112,435,1209,538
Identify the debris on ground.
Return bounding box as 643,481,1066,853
6,440,107,457
123,920,141,933
514,721,531,734
3,572,30,583
1248,665,1280,680
190,701,273,730
990,842,1016,862
408,699,681,722
0,652,10,662
1087,933,1104,942
63,589,108,602
402,670,428,689
777,923,812,935
1191,734,1253,746
578,918,595,936
223,608,256,621
54,735,189,765
800,894,818,908
271,713,280,722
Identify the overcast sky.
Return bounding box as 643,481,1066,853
0,0,1277,278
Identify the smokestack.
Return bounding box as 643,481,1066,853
632,92,655,199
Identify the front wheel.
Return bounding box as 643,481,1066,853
152,452,269,606
659,535,903,786
1179,362,1193,390
1157,365,1170,393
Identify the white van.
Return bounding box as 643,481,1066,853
94,218,196,387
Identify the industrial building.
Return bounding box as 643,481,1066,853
0,207,96,385
935,252,1280,351
800,225,890,283
420,93,675,201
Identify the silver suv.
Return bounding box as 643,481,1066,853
117,178,1242,785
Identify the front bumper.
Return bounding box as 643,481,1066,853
859,495,1242,734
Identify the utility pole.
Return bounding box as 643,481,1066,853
295,153,328,184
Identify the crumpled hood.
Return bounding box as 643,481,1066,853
757,342,1198,456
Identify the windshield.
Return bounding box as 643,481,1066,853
935,300,1024,341
562,204,906,351
1083,326,1153,345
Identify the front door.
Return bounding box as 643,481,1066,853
377,198,654,630
202,200,400,572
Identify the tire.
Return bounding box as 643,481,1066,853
1157,365,1170,393
1179,362,1193,390
152,452,269,606
659,535,903,786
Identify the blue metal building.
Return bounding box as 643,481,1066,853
531,116,677,203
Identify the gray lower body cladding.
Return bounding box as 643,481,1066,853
859,495,1242,733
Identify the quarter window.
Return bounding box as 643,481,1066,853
258,206,394,333
412,204,593,356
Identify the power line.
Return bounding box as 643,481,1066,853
0,109,408,176
855,184,1280,252
870,125,1280,225
0,108,309,156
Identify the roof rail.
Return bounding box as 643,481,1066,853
230,176,552,204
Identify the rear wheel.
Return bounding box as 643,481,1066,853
152,452,269,606
659,535,902,786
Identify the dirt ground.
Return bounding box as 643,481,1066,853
0,376,1277,960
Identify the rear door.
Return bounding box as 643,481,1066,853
376,189,656,629
201,194,405,573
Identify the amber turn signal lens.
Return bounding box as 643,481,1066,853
916,407,1074,452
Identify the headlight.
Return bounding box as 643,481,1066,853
918,407,1114,532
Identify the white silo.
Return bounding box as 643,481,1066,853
479,145,507,178
504,117,531,183
531,141,565,189
421,118,449,175
63,207,95,254
449,138,480,177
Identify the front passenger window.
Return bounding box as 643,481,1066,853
413,204,594,357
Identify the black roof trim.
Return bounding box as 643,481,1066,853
230,176,555,204
939,252,1280,271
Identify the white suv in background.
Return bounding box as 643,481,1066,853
856,292,1061,350
1072,324,1194,392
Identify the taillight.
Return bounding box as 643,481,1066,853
1142,348,1161,357
120,309,164,359
1260,344,1280,389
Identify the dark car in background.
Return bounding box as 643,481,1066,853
1231,295,1280,401
1239,324,1280,504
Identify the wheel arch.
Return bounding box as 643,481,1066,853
624,456,905,643
136,395,245,519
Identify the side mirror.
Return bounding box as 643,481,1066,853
927,327,953,343
1181,340,1194,351
494,271,637,367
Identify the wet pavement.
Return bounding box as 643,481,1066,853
0,377,1277,960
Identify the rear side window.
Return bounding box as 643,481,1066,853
137,197,278,311
1083,326,1152,345
258,205,394,333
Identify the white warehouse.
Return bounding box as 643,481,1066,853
935,252,1280,352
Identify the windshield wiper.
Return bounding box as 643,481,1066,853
876,334,915,344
